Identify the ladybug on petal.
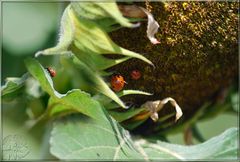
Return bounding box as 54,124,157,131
111,75,126,92
46,67,56,77
131,70,141,80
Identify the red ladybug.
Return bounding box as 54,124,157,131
111,75,126,92
131,70,141,80
46,67,56,77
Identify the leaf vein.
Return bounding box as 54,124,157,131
65,145,116,158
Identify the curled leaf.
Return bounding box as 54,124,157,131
1,73,29,101
1,74,28,96
140,7,160,44
142,97,183,122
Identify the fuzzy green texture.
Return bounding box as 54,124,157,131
109,1,238,130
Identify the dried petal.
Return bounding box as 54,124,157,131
150,112,159,122
142,97,183,122
140,7,160,44
160,97,183,122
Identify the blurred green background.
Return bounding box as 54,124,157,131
2,2,64,159
1,2,238,159
2,2,64,84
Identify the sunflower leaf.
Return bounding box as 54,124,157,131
25,58,106,121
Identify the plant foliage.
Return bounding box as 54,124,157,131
1,1,238,161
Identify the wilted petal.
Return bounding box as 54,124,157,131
140,7,160,44
142,97,183,122
150,112,159,122
160,97,183,122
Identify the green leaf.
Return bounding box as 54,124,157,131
25,58,62,97
50,104,238,160
70,56,126,108
46,90,107,121
96,90,152,110
46,97,71,118
103,90,153,120
1,73,28,100
109,107,145,122
70,43,131,71
70,9,153,66
35,6,74,56
94,18,122,32
121,119,147,130
71,2,134,28
136,127,238,160
50,114,144,160
37,4,153,67
117,90,152,97
24,58,106,120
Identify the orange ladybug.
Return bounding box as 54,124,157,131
111,75,126,92
131,70,141,80
46,67,56,77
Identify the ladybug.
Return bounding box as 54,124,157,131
131,70,141,80
46,67,56,77
111,75,126,92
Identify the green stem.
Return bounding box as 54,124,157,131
192,125,205,143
